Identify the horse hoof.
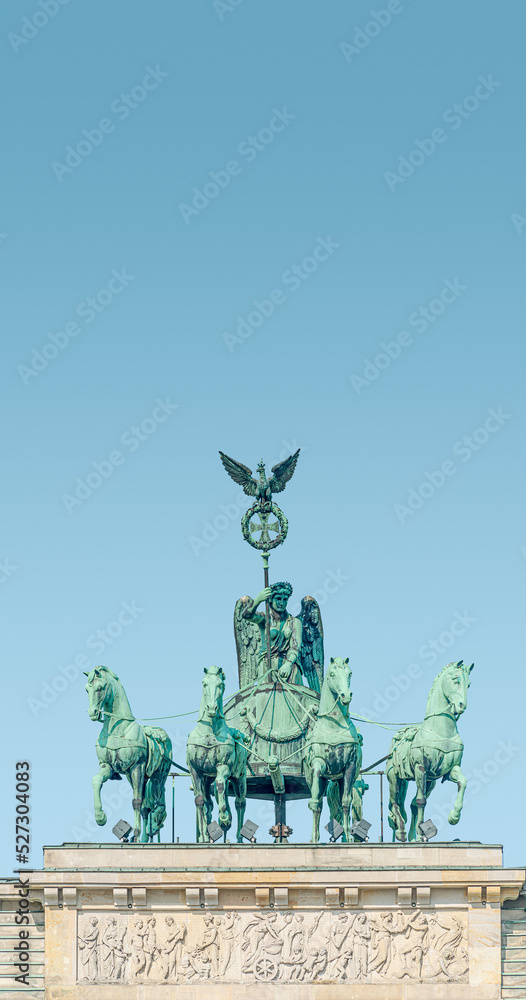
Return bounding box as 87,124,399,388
95,812,107,826
448,812,460,825
396,832,406,843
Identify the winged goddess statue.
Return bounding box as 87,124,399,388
234,586,324,692
219,450,300,503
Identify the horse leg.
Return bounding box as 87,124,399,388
387,767,408,842
408,795,418,841
411,778,436,841
128,761,146,842
308,757,325,843
141,773,167,844
408,764,428,842
342,756,360,842
141,779,152,844
313,776,327,843
215,764,233,839
204,777,214,831
231,761,247,843
230,776,245,843
93,762,111,826
335,778,352,842
352,784,362,826
188,764,208,843
448,764,467,825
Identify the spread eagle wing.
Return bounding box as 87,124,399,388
219,452,258,496
267,448,300,494
234,596,261,688
299,596,324,693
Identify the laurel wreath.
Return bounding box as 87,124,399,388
245,708,310,743
241,502,288,551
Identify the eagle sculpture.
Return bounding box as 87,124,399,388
219,449,300,503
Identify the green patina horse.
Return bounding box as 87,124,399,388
387,660,474,842
304,657,363,842
186,665,248,843
85,666,172,843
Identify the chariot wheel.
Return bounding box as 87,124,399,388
254,957,278,981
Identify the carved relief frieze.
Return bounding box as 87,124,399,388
77,908,469,985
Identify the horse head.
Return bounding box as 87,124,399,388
326,656,352,705
84,665,117,721
201,665,226,719
439,660,474,719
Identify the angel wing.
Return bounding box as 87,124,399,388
233,596,261,687
267,448,300,494
299,596,324,693
219,452,258,496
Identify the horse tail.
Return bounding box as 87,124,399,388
327,781,342,824
142,728,172,839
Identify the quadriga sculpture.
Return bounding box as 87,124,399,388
386,660,474,842
304,657,363,842
186,665,248,843
85,666,172,842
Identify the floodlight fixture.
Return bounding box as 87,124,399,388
112,820,133,843
207,821,223,843
351,819,371,842
325,819,344,842
418,819,438,842
240,819,259,843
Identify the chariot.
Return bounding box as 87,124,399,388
221,588,324,835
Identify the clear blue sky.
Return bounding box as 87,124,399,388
1,0,525,869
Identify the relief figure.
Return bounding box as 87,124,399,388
78,916,99,981
160,915,186,980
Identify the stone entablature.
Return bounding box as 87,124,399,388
14,842,526,998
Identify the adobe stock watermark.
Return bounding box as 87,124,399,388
178,107,295,224
340,0,415,63
188,439,302,555
213,0,246,19
51,66,170,182
223,236,340,353
384,75,502,192
17,268,135,386
61,397,179,513
510,198,526,235
0,558,18,585
431,738,521,834
350,278,466,394
27,601,145,717
394,407,511,525
356,610,476,721
8,0,72,54
289,569,349,615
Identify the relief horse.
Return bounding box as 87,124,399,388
85,666,172,842
386,660,474,842
186,665,248,842
304,657,363,842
